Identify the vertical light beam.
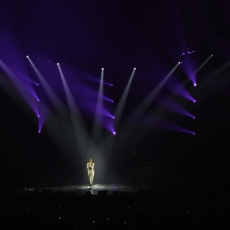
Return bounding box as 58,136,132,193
114,68,136,129
87,68,105,160
91,68,104,140
57,64,89,159
127,62,179,125
116,62,180,150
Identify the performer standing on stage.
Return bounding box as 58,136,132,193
87,158,95,188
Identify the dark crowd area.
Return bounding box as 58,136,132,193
2,181,230,230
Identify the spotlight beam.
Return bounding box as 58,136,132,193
124,63,179,127
192,55,213,85
57,64,90,157
0,60,51,133
194,55,213,75
91,68,104,140
195,59,230,102
142,59,230,142
0,59,38,113
57,65,78,112
87,68,105,159
115,68,136,129
37,100,50,133
27,57,65,112
160,97,196,119
116,62,180,149
17,71,39,86
104,68,136,154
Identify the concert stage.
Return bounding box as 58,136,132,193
25,184,144,195
23,178,230,196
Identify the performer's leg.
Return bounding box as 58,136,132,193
90,177,93,185
88,176,91,187
91,171,94,185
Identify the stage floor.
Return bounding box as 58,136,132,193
25,184,142,195
24,179,229,195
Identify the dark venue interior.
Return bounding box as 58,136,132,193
1,0,230,229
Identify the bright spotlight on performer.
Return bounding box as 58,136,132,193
87,158,95,189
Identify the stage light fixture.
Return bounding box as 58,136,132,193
113,132,116,135
134,68,136,70
57,63,59,65
211,54,213,57
26,56,29,58
194,83,196,87
178,62,180,64
194,100,196,103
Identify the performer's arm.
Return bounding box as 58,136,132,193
87,163,92,170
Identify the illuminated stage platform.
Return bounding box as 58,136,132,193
25,184,144,195
21,179,230,196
